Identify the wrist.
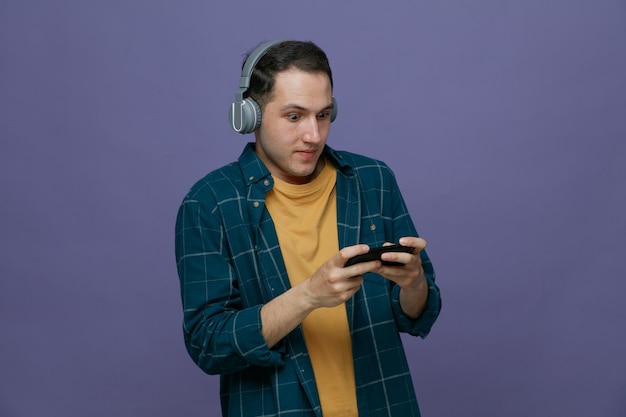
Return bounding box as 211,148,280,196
398,275,428,319
293,279,319,312
401,273,427,293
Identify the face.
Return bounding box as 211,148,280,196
253,68,334,185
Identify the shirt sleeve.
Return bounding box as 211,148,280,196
175,198,285,375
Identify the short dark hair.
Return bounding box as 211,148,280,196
243,40,334,109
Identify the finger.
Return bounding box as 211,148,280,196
398,237,427,251
344,259,381,277
337,244,370,266
380,250,415,266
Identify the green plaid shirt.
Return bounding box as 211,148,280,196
175,143,441,417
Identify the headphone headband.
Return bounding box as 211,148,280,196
238,40,286,92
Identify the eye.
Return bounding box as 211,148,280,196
287,113,300,121
317,111,331,120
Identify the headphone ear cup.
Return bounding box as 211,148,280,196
330,96,338,122
240,98,262,134
230,98,262,134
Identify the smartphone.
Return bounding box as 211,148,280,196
344,244,414,267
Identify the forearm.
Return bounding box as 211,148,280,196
399,273,429,319
260,282,316,348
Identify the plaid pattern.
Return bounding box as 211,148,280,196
175,143,441,417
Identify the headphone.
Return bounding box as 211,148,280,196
229,40,338,134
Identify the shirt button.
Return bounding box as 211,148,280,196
253,202,260,208
370,224,376,231
249,176,255,182
264,179,270,186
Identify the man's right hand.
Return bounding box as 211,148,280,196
301,244,381,309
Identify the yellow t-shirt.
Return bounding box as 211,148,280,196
265,158,358,416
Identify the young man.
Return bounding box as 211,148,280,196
175,40,441,417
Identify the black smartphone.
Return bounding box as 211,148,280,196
344,244,414,267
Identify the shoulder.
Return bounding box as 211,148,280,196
182,161,245,205
331,149,396,181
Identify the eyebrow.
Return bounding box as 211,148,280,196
279,102,334,112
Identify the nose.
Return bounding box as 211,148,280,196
301,116,322,144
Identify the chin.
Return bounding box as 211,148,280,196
283,168,316,184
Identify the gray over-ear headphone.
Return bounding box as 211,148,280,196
229,40,338,134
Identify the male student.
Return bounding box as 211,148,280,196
175,39,441,417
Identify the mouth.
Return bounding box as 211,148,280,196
296,149,319,158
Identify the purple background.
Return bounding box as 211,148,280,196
1,1,625,416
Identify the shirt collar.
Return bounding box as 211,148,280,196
238,143,272,186
323,145,354,176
